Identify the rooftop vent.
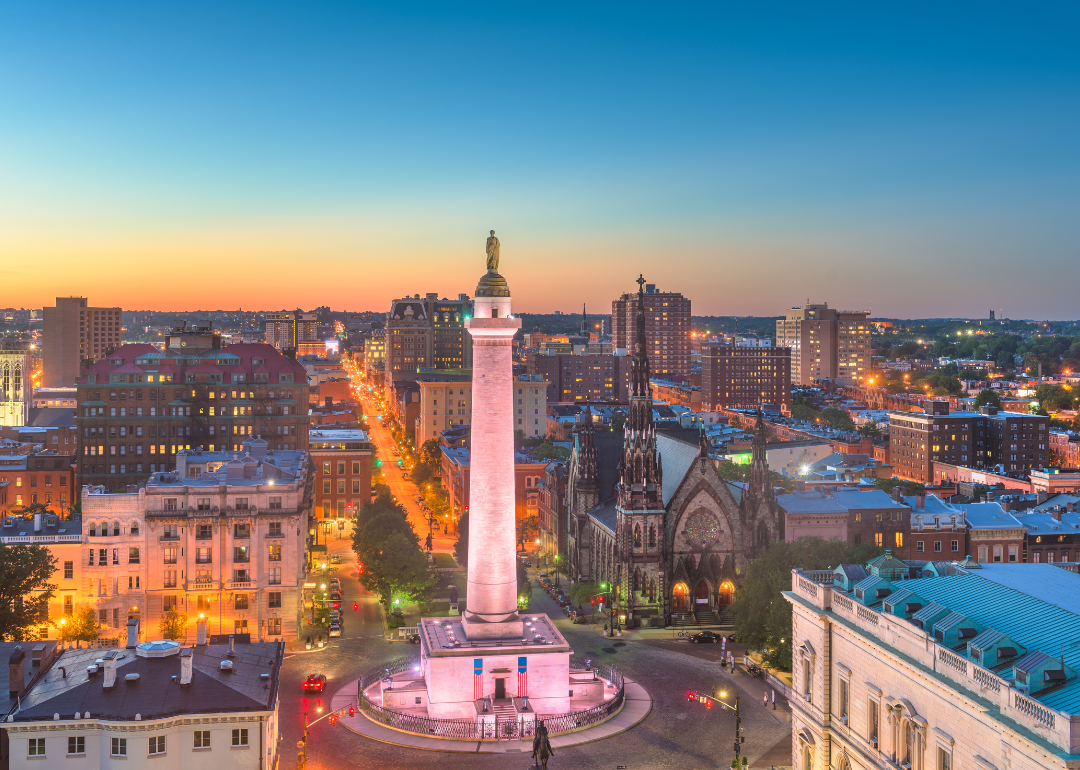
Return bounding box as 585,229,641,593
124,673,140,684
219,660,233,672
135,640,180,658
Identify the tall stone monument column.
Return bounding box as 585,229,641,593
462,234,523,638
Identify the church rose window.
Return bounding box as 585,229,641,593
684,510,721,549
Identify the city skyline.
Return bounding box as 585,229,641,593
2,4,1078,318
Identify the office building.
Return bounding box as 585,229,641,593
612,281,691,380
528,353,631,403
775,302,871,385
788,559,1080,770
890,402,1049,483
700,342,791,412
309,427,372,520
416,376,547,445
42,297,123,388
363,329,386,380
264,310,320,355
75,326,310,491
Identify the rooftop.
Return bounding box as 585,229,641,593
12,639,284,722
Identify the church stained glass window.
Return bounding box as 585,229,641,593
684,510,721,549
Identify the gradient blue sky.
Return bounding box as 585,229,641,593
2,2,1078,318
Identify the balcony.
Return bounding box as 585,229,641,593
228,580,256,590
187,578,219,590
159,534,180,542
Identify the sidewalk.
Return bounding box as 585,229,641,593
330,677,652,754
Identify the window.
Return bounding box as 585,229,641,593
838,677,848,720
268,544,281,561
868,699,879,743
895,532,904,548
64,561,73,579
268,617,282,635
939,748,952,770
128,547,140,564
234,619,248,634
194,731,210,749
352,461,360,474
28,737,45,757
234,546,249,563
269,521,283,537
353,480,360,494
916,541,924,554
952,540,960,553
164,547,177,564
337,480,345,494
163,595,177,612
196,547,212,564
234,523,250,539
149,735,165,755
231,728,249,747
322,480,331,494
874,533,883,547
235,498,249,510
269,496,282,509
64,596,73,615
934,541,942,553
269,591,282,608
1009,545,1018,562
197,523,212,539
235,594,249,610
269,567,281,585
978,546,987,562
994,545,1003,562
164,570,177,588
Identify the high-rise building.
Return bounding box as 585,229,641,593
363,329,386,380
612,281,691,380
0,344,31,427
415,375,547,445
890,402,1050,484
700,343,791,412
75,326,310,491
775,302,871,386
384,293,472,391
42,297,123,387
264,311,321,355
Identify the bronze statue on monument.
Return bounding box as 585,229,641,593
486,230,500,272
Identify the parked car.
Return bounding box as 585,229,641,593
688,631,722,644
303,673,327,692
537,573,548,579
330,555,341,564
408,633,421,644
330,591,342,601
329,624,341,638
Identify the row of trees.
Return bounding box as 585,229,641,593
351,490,436,613
789,398,857,432
877,330,1080,376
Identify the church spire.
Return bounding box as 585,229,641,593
582,303,588,339
744,410,774,510
576,405,599,487
628,274,653,431
618,274,662,511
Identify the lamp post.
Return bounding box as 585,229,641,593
713,690,743,765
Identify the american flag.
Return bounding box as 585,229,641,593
517,656,528,697
474,658,483,701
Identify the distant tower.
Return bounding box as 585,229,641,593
990,309,995,321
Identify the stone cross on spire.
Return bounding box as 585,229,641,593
636,273,646,292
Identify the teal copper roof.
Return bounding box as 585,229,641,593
901,565,1080,712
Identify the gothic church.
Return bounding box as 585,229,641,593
565,278,783,627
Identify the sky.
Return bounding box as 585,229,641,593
1,2,1078,319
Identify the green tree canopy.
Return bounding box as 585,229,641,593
822,407,856,432
418,439,442,467
973,389,1002,408
351,491,430,610
731,539,882,671
516,515,540,551
61,604,99,643
0,543,57,641
536,443,571,461
873,477,926,495
159,606,188,641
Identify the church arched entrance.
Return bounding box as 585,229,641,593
718,580,734,607
672,583,690,614
694,580,711,610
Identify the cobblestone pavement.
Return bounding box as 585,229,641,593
279,552,791,770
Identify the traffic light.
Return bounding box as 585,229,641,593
687,691,695,702
330,713,338,726
376,460,382,466
348,705,356,717
353,602,359,611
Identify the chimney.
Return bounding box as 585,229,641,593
179,648,193,686
102,651,118,689
915,492,926,510
8,646,25,699
1002,500,1012,512
1037,491,1050,504
33,512,42,533
1067,502,1076,513
795,480,806,492
228,635,235,657
125,618,139,649
1051,507,1063,522
891,487,903,502
196,617,208,646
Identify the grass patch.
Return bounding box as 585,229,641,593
433,553,458,569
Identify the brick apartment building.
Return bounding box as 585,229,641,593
42,296,123,388
309,427,372,520
528,353,631,403
0,450,77,515
440,446,548,535
890,402,1050,483
75,325,310,491
612,282,691,381
775,302,870,385
700,343,791,412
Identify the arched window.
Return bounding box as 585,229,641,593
633,525,641,548
88,522,97,537
1,364,9,399
649,579,656,602
648,525,656,548
12,364,21,399
804,746,814,770
130,521,139,536
112,521,121,536
904,721,915,765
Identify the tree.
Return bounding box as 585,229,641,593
0,543,57,641
873,477,926,495
730,539,882,671
159,606,188,641
418,438,442,468
857,420,883,439
454,512,469,569
412,461,435,486
610,410,626,433
61,605,100,643
352,491,427,611
516,515,540,551
973,389,1002,409
536,443,571,461
822,407,855,432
